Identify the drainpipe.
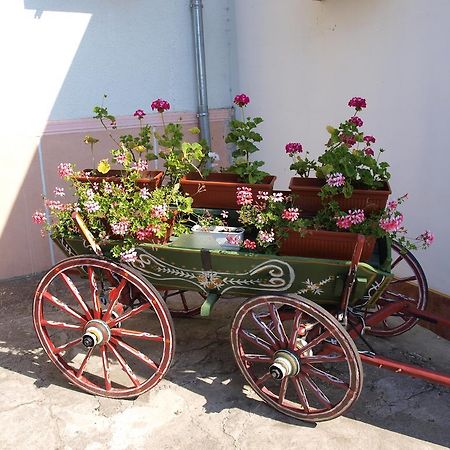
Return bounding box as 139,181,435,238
191,0,211,148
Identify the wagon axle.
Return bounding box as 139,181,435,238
269,350,300,380
82,320,111,348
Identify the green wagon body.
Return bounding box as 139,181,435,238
54,235,393,313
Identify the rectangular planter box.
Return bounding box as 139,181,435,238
180,172,276,209
279,229,376,262
289,177,391,214
172,225,244,250
75,169,164,189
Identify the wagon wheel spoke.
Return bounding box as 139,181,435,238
43,291,86,323
87,267,102,320
106,343,141,387
301,354,347,364
390,275,417,285
103,277,128,322
54,337,81,354
292,377,310,412
111,328,164,342
76,347,94,378
278,378,288,405
41,320,83,331
109,303,151,327
255,372,272,387
239,329,274,355
298,374,333,409
101,346,112,392
302,364,349,390
288,310,303,349
269,303,288,347
242,354,273,364
391,254,403,269
60,273,93,320
297,330,331,356
110,337,159,371
250,312,278,347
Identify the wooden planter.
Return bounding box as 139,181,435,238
75,169,164,189
180,172,277,209
279,229,376,262
289,177,391,214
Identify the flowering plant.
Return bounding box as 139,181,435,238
316,97,391,199
88,96,215,185
285,142,317,177
311,195,434,251
225,94,269,184
235,188,307,253
33,162,193,262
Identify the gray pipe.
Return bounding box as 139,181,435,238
191,0,211,149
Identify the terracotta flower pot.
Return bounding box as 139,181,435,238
180,172,277,209
75,169,164,189
279,229,376,262
289,177,391,214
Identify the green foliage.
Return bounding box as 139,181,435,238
225,116,268,184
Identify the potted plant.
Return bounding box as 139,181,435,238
75,96,164,189
279,195,434,261
288,97,391,214
33,163,193,263
232,187,433,261
180,93,276,209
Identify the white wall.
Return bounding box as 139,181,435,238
234,0,450,294
0,0,236,279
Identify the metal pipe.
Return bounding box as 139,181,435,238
191,0,211,148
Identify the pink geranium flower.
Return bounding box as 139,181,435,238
151,98,170,113
348,97,367,110
32,211,46,225
285,142,303,154
236,187,253,206
326,173,346,187
57,163,74,178
233,94,250,107
349,116,363,127
133,109,146,119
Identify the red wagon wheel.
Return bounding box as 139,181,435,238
33,255,175,398
367,241,428,337
231,295,363,422
161,290,205,317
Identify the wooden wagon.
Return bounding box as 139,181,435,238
32,214,450,422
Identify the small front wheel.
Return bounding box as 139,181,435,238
231,295,363,422
33,256,175,398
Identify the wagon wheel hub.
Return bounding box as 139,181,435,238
82,319,111,348
269,350,300,380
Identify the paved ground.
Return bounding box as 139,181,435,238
0,273,449,450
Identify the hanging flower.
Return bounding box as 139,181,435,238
282,208,300,222
236,187,253,206
326,173,346,187
120,248,138,263
57,163,74,178
32,211,46,225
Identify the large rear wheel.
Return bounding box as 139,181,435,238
367,241,428,337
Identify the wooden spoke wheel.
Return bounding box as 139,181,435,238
161,290,205,317
33,256,175,398
367,241,428,337
231,295,363,422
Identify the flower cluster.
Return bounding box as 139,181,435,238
236,189,307,252
313,195,434,251
151,98,170,113
233,94,250,107
33,163,193,261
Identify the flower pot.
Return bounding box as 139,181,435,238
75,169,164,189
289,177,391,214
279,229,376,262
172,225,244,250
180,172,276,209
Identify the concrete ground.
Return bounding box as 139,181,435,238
0,273,449,450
